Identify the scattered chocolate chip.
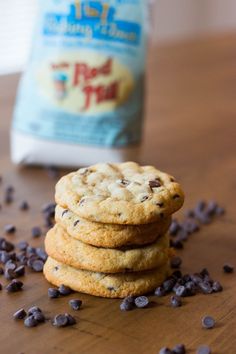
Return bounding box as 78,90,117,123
0,283,2,290
33,311,45,323
212,281,223,292
65,313,76,325
0,266,3,275
4,224,16,234
24,315,38,328
198,281,213,294
149,180,161,190
196,345,211,354
19,201,29,211
4,194,13,204
28,306,42,315
69,299,82,311
6,279,23,292
173,344,186,354
17,241,28,251
215,206,225,215
6,186,14,194
120,296,134,311
155,286,166,297
31,226,42,238
15,265,25,277
163,278,176,293
0,239,15,252
171,256,182,269
58,284,73,296
170,239,183,249
184,209,195,218
169,220,180,236
171,295,182,308
134,296,149,308
202,316,215,329
175,285,188,297
35,248,48,261
159,347,172,354
13,308,27,320
4,268,16,280
31,260,44,272
52,314,69,327
223,264,234,273
48,287,60,299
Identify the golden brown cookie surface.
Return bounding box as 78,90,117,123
55,162,184,224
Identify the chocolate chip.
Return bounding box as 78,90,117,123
0,267,3,275
4,268,16,280
62,209,69,217
202,316,215,329
24,315,38,328
48,287,60,299
17,241,29,251
195,200,206,213
65,313,76,325
184,209,195,218
13,308,27,320
198,281,213,294
149,180,161,190
175,285,187,297
6,279,23,292
0,239,15,252
120,296,134,311
4,224,16,234
173,344,186,354
119,179,130,186
171,256,182,269
4,194,13,204
154,286,166,297
134,296,149,308
205,201,217,216
6,185,14,194
52,314,69,327
169,220,180,236
15,265,25,277
173,194,180,199
58,284,73,296
140,195,149,202
79,198,86,206
0,283,2,290
33,311,45,323
69,299,82,311
170,295,182,308
212,281,223,292
215,206,225,215
35,248,48,261
31,226,42,238
163,278,176,293
159,347,172,354
196,345,211,354
28,306,42,315
200,268,209,277
73,220,80,227
156,202,164,208
223,264,234,273
170,239,183,249
31,260,44,272
19,201,29,211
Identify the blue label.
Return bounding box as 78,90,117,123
13,0,148,148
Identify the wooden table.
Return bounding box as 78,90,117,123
0,34,236,354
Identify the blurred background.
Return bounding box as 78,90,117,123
1,0,236,74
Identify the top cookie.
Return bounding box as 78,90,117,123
55,162,184,225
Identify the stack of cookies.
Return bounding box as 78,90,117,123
44,162,184,298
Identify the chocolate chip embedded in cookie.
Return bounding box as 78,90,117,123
43,257,170,298
55,205,171,248
45,224,171,273
55,162,184,224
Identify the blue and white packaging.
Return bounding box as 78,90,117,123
11,0,149,166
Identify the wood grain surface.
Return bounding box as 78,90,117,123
0,34,236,354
